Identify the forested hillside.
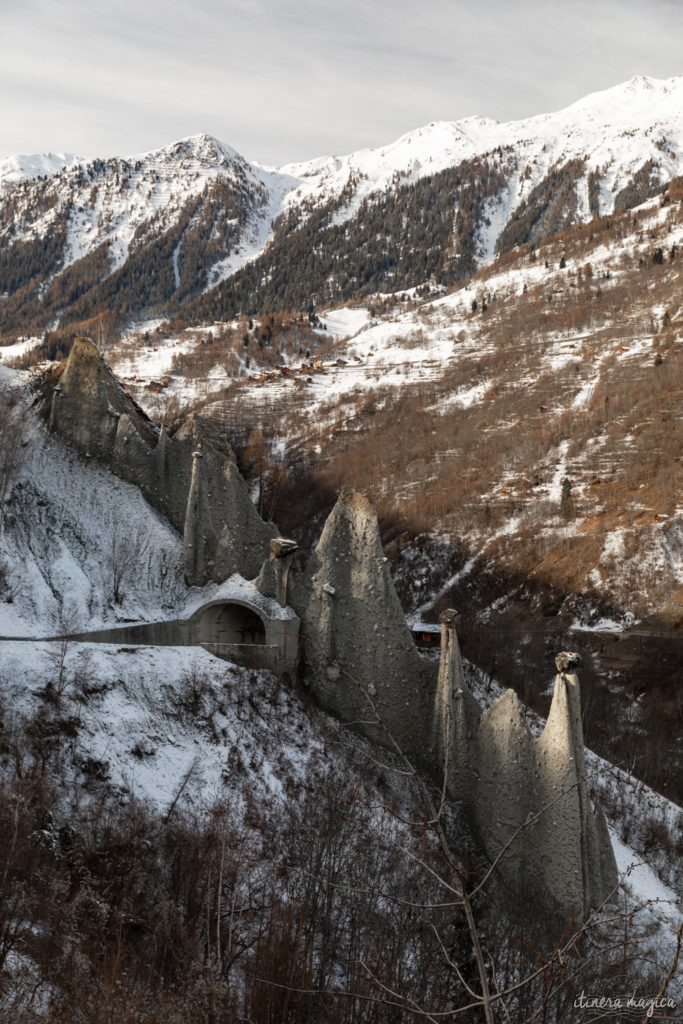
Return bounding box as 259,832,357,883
1,75,682,338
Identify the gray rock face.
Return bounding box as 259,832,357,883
436,620,618,921
293,498,617,923
45,349,618,923
256,537,299,607
536,656,618,918
48,336,158,455
292,488,434,758
433,609,481,793
179,419,277,585
47,338,276,584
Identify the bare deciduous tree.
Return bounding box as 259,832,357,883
108,529,149,605
261,634,677,1024
244,427,270,517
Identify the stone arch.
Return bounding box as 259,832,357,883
188,592,300,675
195,600,267,647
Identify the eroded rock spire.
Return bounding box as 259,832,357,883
46,337,276,585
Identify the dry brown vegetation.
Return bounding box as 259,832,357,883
221,198,681,615
158,314,333,379
0,666,671,1023
205,193,682,800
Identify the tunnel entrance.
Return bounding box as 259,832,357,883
10,587,299,675
196,602,266,647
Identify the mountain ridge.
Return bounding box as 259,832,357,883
1,74,682,336
4,74,682,185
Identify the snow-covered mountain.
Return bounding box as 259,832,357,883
1,74,682,335
275,74,683,240
0,150,79,190
0,133,279,331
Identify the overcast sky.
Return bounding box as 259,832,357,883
1,0,681,165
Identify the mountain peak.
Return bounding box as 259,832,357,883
157,132,244,166
1,73,683,337
560,73,683,123
627,73,655,89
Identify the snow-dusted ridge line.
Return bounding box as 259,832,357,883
270,74,683,174
4,74,683,289
264,74,683,232
0,151,80,190
6,74,683,187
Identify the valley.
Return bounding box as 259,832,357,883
0,73,681,1022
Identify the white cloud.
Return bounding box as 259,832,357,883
0,0,681,163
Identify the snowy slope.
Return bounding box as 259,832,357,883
0,367,188,637
60,133,276,274
2,74,683,330
0,640,331,809
141,186,680,626
0,133,282,297
0,364,330,814
0,364,679,1003
268,74,683,248
0,151,79,191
